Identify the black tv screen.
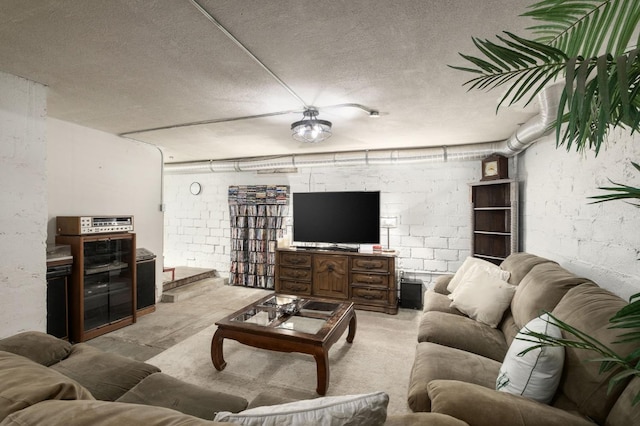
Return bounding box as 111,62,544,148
292,191,380,245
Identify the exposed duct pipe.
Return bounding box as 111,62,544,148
164,84,563,175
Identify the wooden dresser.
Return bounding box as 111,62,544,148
275,248,397,314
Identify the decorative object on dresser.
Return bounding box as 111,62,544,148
480,154,508,181
275,248,397,314
228,185,289,289
469,179,518,265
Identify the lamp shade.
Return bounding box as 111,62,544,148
291,108,332,143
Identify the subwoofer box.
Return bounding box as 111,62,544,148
400,278,423,310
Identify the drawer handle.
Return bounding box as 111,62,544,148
361,276,383,284
360,261,383,269
287,283,306,291
287,257,307,265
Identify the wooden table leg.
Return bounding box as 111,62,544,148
313,347,330,395
347,312,357,343
210,329,227,371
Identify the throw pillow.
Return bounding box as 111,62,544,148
214,391,389,426
449,266,516,327
446,257,510,295
496,313,565,404
0,351,94,421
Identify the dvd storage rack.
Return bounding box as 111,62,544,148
228,185,289,289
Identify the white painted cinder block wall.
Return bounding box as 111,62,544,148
0,71,48,336
164,133,639,300
519,130,639,300
163,160,479,286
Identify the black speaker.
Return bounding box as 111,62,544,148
136,258,156,310
400,278,423,310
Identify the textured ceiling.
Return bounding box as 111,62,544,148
0,0,538,163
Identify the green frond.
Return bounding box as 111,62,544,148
523,0,640,57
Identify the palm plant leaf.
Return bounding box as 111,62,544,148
517,310,640,402
451,0,640,154
589,162,640,206
523,0,640,57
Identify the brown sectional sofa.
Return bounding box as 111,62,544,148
408,252,640,426
0,331,467,425
0,331,247,424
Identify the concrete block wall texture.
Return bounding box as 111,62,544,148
164,131,639,300
163,159,479,287
519,129,639,301
0,71,48,337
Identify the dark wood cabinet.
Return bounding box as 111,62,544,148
276,248,397,314
313,254,349,299
470,179,518,265
55,233,136,342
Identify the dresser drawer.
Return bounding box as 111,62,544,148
277,280,312,296
279,267,312,281
351,273,389,288
351,257,390,273
279,252,312,268
350,286,392,305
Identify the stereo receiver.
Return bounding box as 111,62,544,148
56,216,134,235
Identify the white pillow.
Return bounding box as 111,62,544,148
214,391,388,426
449,266,516,327
496,313,565,404
447,256,510,295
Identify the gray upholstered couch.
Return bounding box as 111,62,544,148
0,331,468,425
0,331,248,424
408,252,640,426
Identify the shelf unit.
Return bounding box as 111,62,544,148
55,232,136,342
470,179,518,265
228,185,289,289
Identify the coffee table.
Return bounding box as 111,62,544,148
210,293,356,395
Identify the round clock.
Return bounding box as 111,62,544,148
190,182,202,195
481,155,508,181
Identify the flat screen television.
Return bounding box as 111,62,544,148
292,191,380,248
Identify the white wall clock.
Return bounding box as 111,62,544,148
190,182,202,195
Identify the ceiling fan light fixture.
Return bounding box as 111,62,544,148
291,108,332,143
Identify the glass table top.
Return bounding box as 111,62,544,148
230,295,341,334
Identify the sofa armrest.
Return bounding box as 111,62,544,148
428,380,593,426
432,275,454,295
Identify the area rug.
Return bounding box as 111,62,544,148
147,305,421,416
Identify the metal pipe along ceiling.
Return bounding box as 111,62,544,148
163,84,563,175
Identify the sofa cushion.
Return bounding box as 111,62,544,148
418,311,508,362
51,343,160,401
446,256,510,294
496,313,565,403
606,376,640,426
511,263,590,329
431,274,453,295
214,391,388,425
384,412,470,426
422,290,464,316
428,380,594,426
0,351,94,421
408,342,501,412
117,372,248,419
0,400,229,426
499,252,557,286
449,267,516,328
0,331,72,366
552,283,636,424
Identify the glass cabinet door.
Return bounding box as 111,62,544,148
83,237,133,331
